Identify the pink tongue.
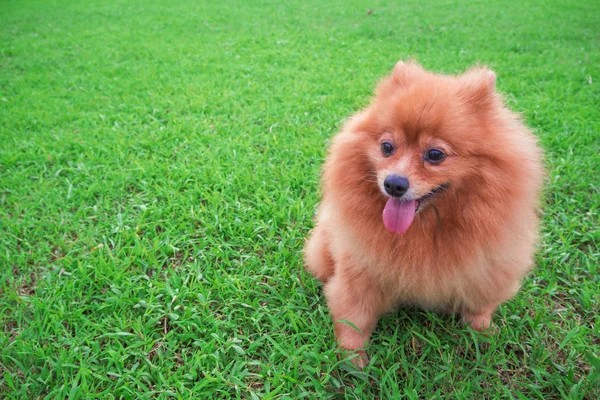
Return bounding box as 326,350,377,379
382,198,417,234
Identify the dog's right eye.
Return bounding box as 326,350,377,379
381,142,395,156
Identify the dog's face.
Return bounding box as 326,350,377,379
373,130,453,211
336,61,505,234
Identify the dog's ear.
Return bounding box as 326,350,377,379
375,60,424,99
391,60,425,87
459,67,497,109
484,69,496,89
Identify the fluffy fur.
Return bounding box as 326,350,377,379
304,61,544,368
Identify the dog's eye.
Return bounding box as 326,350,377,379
381,142,395,156
424,149,446,164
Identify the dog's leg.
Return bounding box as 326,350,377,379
324,265,389,369
304,223,335,283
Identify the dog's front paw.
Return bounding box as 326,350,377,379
345,349,370,370
462,309,494,332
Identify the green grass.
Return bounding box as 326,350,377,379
1,0,599,398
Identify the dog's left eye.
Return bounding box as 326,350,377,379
381,142,395,156
424,148,446,164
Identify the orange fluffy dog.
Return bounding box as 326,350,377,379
305,61,544,368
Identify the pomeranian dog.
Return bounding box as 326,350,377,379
304,61,544,368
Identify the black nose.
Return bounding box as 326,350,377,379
384,175,409,197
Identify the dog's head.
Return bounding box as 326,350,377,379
325,61,541,234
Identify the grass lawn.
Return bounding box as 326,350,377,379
1,0,599,398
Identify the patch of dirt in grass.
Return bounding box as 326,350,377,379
10,264,37,296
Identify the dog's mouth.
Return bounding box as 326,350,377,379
382,183,450,235
415,183,450,212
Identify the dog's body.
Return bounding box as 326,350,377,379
304,61,544,367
